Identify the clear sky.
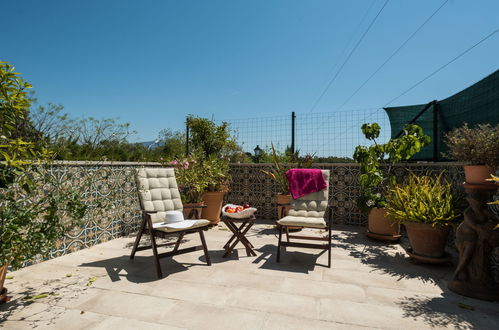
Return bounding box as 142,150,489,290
2,0,498,143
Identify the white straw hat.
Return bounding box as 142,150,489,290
164,211,196,229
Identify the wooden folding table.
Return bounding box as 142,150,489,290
222,214,257,258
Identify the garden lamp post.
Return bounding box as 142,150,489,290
254,145,263,163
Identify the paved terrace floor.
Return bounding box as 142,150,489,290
1,223,498,329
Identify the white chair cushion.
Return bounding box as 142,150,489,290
137,168,183,223
277,216,326,229
154,219,210,233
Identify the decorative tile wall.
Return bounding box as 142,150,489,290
227,163,466,225
24,161,498,272
44,162,161,261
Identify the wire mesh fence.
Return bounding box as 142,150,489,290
218,108,391,161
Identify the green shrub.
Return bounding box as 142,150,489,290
386,173,461,226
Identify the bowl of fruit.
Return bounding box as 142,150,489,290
222,203,257,219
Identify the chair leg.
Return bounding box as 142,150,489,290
172,233,184,254
328,215,332,268
130,214,148,259
147,219,162,278
276,225,283,263
285,227,290,242
199,229,211,266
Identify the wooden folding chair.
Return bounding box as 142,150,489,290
130,168,211,278
276,170,332,267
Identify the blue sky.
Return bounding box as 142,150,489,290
2,0,498,144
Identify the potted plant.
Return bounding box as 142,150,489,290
353,123,430,241
167,157,208,219
187,116,237,224
386,173,462,262
262,143,315,221
444,123,499,185
1,62,87,300
261,144,292,219
201,155,230,224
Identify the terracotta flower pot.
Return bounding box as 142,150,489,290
367,207,400,238
0,263,8,303
0,264,7,293
405,222,450,258
276,194,291,219
202,192,225,224
182,202,204,219
464,165,496,185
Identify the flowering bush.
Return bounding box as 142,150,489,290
444,123,499,167
166,156,208,204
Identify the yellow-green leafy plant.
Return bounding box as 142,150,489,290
386,173,462,226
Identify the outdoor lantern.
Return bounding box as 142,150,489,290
254,145,263,162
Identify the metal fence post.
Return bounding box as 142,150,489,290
291,111,296,154
432,100,439,162
185,117,190,157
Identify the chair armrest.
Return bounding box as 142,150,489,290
142,210,158,214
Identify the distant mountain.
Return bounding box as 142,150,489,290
138,140,164,149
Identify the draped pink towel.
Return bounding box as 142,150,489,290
286,169,327,200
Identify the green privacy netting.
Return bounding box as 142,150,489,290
384,70,499,161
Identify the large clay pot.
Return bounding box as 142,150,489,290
405,222,450,258
464,165,496,185
276,194,291,219
202,192,225,224
367,207,400,237
182,202,204,219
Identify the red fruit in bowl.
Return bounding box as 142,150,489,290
235,206,244,212
243,203,250,209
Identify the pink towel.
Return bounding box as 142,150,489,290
286,169,327,200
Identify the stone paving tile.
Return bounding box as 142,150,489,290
262,313,379,330
161,301,267,330
280,277,366,302
225,287,320,319
75,289,178,324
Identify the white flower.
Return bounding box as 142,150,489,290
0,135,6,139
375,193,381,198
366,200,375,207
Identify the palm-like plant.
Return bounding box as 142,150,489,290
261,144,289,194
261,143,315,195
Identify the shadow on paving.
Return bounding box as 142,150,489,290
0,274,89,327
252,244,326,273
398,293,498,330
331,229,499,329
331,230,453,285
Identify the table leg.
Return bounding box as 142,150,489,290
223,220,256,257
223,221,246,249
